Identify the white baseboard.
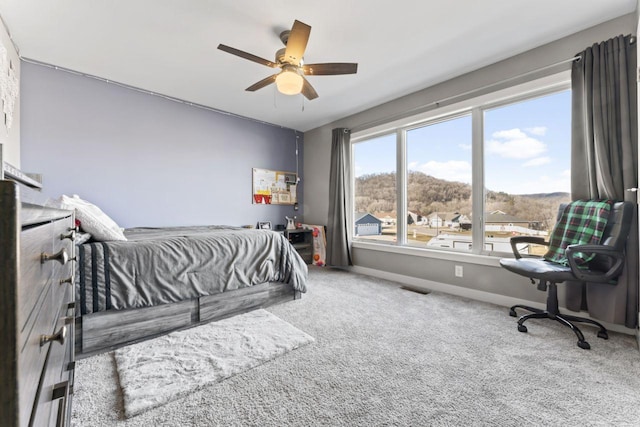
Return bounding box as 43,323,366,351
349,265,636,336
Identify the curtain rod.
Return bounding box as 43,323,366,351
350,34,635,134
350,56,578,133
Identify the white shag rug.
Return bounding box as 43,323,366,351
113,309,315,418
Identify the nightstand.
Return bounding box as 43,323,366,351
284,229,313,264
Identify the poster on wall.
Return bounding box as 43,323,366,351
252,168,298,205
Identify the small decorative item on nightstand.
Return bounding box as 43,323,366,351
284,228,313,264
285,216,296,230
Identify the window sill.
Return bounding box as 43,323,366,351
352,240,503,267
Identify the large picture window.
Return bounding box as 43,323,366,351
351,76,571,256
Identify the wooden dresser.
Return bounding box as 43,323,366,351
0,179,76,427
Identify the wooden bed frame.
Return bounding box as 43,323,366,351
75,281,302,358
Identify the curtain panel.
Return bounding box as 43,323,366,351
570,34,638,328
326,128,353,267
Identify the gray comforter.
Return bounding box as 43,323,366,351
76,226,308,315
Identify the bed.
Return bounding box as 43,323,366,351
73,225,308,357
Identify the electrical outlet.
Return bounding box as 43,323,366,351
454,265,463,278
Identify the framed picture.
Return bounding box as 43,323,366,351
258,221,272,230
252,168,297,205
279,193,291,204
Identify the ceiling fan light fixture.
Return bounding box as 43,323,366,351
219,19,357,100
275,67,303,95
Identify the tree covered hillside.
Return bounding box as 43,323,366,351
355,171,570,229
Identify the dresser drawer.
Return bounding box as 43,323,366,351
29,301,73,427
19,224,54,333
20,219,74,334
18,285,60,427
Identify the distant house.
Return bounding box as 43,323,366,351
425,212,444,227
355,212,382,236
407,211,422,225
382,215,396,226
450,212,472,229
485,210,532,228
425,212,470,229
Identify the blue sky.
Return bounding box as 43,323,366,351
353,90,571,195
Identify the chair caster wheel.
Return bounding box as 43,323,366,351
597,330,608,340
577,340,591,350
517,324,527,333
509,309,517,317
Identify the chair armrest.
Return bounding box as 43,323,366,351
565,244,625,282
509,236,548,259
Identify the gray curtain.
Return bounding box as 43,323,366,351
569,34,638,328
326,128,353,267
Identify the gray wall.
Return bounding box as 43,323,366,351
302,13,637,312
20,62,303,229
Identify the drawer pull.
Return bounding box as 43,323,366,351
52,381,68,401
61,230,76,241
40,325,67,346
42,248,69,265
59,277,74,285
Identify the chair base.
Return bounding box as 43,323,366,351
509,304,609,350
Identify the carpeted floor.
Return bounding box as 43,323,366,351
72,266,640,426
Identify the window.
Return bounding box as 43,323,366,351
353,133,397,242
484,90,571,254
351,74,571,256
407,115,473,250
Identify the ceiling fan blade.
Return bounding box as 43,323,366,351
245,74,278,92
301,76,319,100
218,44,278,68
302,63,358,75
283,20,311,66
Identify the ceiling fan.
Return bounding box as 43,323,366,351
217,20,358,100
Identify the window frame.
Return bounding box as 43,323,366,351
350,72,571,263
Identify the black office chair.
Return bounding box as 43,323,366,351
499,201,634,349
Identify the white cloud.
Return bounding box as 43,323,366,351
487,127,547,159
408,161,419,169
561,169,570,177
411,160,471,183
522,156,551,167
492,128,527,140
458,143,472,151
525,126,548,136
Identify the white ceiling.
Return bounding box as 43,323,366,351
0,0,636,132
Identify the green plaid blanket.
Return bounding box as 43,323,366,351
543,200,611,266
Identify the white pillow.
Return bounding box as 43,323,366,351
59,194,127,242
